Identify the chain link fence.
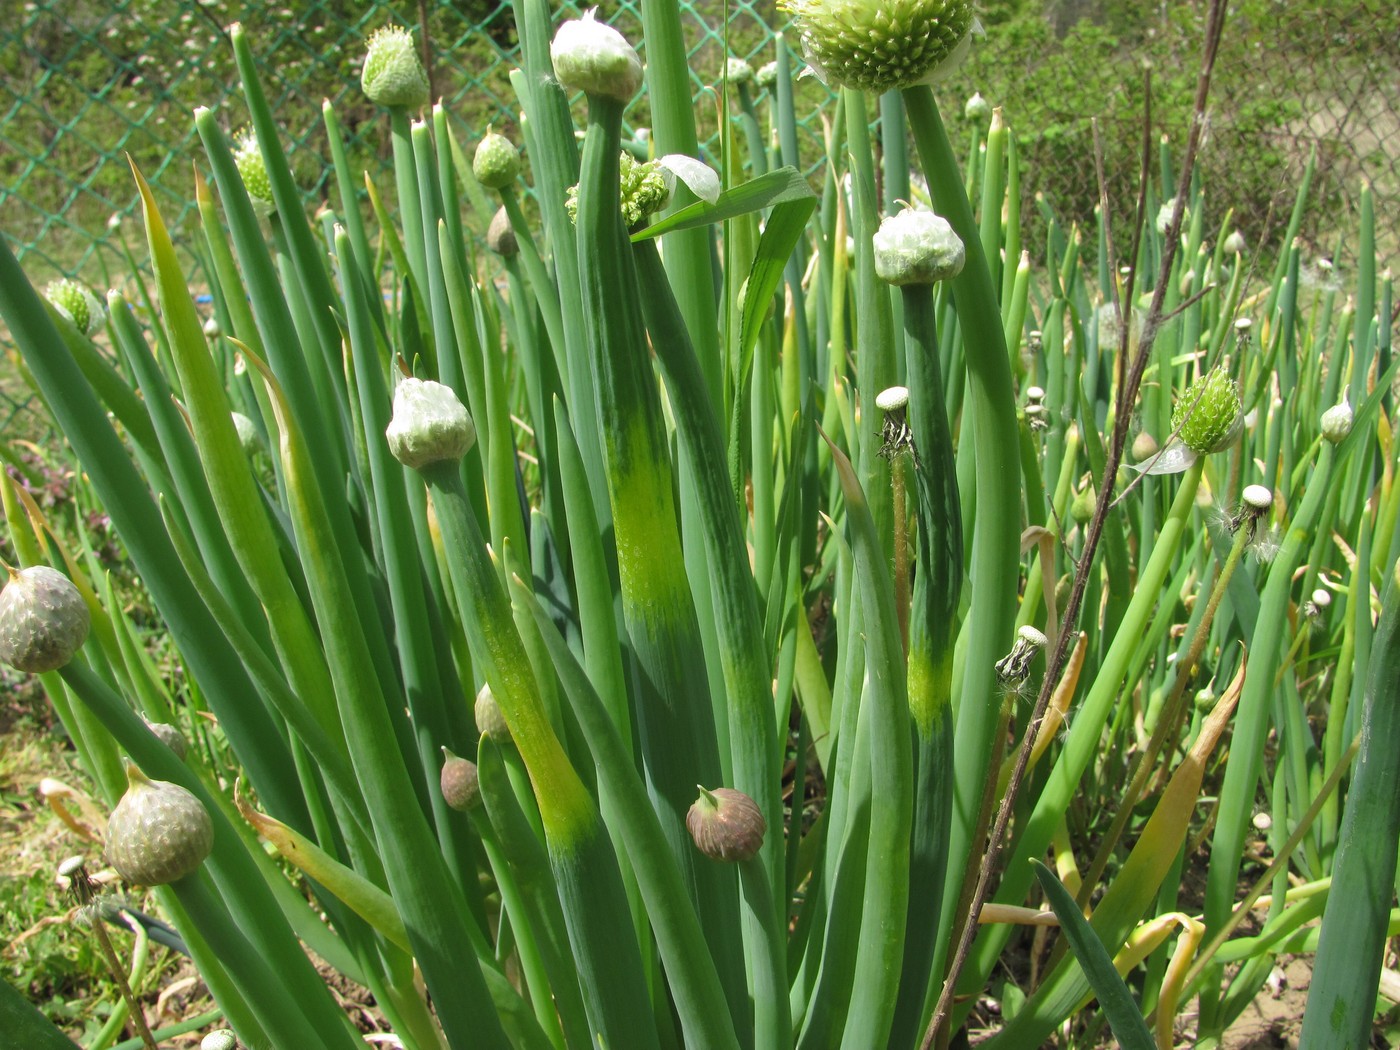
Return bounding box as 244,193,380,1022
3,0,1397,436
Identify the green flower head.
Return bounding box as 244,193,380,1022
45,279,106,336
565,151,670,230
780,0,975,94
233,130,275,217
362,25,430,109
1171,368,1243,456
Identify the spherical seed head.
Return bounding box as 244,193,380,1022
486,206,518,257
725,56,754,85
781,0,975,94
755,60,779,89
45,279,106,336
362,25,429,108
551,11,643,102
474,683,512,744
873,209,965,286
0,566,90,674
1171,369,1243,456
440,749,481,812
386,377,476,470
1017,625,1047,648
233,131,275,217
1320,399,1354,444
1241,484,1273,511
687,787,766,862
964,90,991,121
143,718,189,762
201,1031,241,1050
105,766,213,887
473,129,521,191
875,385,909,413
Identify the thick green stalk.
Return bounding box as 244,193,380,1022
58,663,356,1050
633,238,788,1047
901,85,1021,1002
889,283,961,1048
1203,444,1338,942
576,90,744,1028
233,341,496,1050
512,574,744,1050
639,0,723,411
962,458,1204,993
1300,564,1400,1047
421,459,656,1050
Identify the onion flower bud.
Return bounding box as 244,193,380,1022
386,377,476,470
362,25,429,109
0,565,90,674
45,279,107,336
1171,368,1243,457
105,765,213,887
687,786,766,862
233,130,275,217
780,0,975,93
551,11,643,102
873,208,965,286
473,127,521,191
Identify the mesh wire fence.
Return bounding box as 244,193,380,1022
2,0,1397,437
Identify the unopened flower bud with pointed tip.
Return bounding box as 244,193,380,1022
203,316,221,339
1320,399,1353,444
231,411,261,456
687,786,766,862
362,25,429,108
1223,229,1247,255
873,209,965,286
551,11,643,102
1172,369,1243,456
1132,431,1159,462
105,765,213,887
0,565,90,674
487,207,518,257
46,279,107,336
474,683,511,744
386,377,476,470
781,0,975,93
143,717,189,762
440,748,481,812
474,128,521,191
965,91,990,121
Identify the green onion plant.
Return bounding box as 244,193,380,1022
2,0,1397,1046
